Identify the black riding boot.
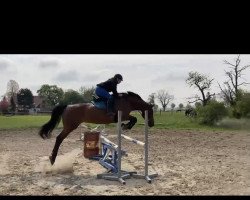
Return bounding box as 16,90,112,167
107,98,115,116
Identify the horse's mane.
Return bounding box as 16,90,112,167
119,91,143,100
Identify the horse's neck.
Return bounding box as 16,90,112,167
125,100,148,112
115,97,148,112
136,103,149,111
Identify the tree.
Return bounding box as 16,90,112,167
79,86,95,103
218,55,250,106
234,91,250,118
6,80,19,101
196,100,228,125
195,101,202,108
0,96,9,114
156,89,174,111
37,84,64,108
61,89,84,104
17,88,34,109
147,93,158,111
178,103,184,110
185,103,192,110
10,96,16,113
186,71,215,106
171,103,175,111
148,93,155,104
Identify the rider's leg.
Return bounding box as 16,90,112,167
95,86,110,99
107,97,114,115
95,87,114,115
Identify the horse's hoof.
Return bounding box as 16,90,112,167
49,156,55,165
47,133,52,139
121,125,128,131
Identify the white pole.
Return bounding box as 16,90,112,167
117,110,125,184
100,135,119,150
144,110,149,180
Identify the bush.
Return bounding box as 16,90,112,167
196,100,228,125
0,96,9,114
235,92,250,118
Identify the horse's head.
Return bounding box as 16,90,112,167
123,91,155,127
141,104,154,127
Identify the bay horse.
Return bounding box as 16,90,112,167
39,91,154,165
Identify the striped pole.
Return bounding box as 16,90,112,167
100,135,118,150
121,134,145,146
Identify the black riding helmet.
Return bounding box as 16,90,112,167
114,74,123,81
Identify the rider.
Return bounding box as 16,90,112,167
95,74,123,116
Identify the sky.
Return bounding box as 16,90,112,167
1,54,250,108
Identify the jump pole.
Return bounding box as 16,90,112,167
121,134,145,146
97,110,158,184
100,135,119,150
97,111,134,184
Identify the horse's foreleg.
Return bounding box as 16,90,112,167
121,115,137,130
49,129,70,165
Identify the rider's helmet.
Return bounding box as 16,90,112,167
114,74,123,81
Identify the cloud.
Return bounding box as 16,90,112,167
151,72,187,86
0,61,8,71
39,60,60,69
54,70,80,82
82,73,100,83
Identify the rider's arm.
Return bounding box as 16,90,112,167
112,85,119,97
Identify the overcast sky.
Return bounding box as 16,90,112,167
1,54,250,108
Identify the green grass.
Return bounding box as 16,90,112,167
130,111,226,132
0,111,248,132
0,115,52,130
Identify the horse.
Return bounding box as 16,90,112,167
185,108,197,117
39,91,154,165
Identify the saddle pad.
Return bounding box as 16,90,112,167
91,101,106,110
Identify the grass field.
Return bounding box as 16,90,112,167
1,111,249,132
0,115,51,130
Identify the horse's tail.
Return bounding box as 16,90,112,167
39,104,67,139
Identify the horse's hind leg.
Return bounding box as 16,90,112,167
49,129,71,165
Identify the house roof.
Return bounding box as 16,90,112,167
12,95,44,108
33,96,43,107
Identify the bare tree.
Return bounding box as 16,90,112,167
6,80,19,101
5,80,19,111
186,71,215,106
218,55,250,106
156,89,174,111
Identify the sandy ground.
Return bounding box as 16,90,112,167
0,126,249,195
